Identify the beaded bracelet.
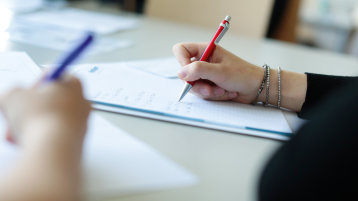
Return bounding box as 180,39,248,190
254,65,268,103
264,65,271,106
277,67,281,109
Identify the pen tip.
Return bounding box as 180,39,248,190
177,83,192,102
177,92,185,102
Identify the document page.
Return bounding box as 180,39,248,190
0,52,42,93
124,57,181,78
18,8,138,35
72,62,293,140
0,113,197,200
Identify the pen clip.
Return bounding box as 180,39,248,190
214,22,230,45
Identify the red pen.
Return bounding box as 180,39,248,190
178,15,231,102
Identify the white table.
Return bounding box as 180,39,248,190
2,4,358,201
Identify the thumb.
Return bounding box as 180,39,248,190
178,61,225,84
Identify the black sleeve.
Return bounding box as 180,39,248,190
258,80,358,201
298,73,358,119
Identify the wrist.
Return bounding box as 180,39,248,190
256,67,307,112
257,69,278,105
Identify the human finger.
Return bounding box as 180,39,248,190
60,75,83,90
173,42,209,66
191,81,238,100
40,74,84,96
178,61,226,84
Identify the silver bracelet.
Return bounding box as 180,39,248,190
265,65,270,106
277,67,281,109
254,65,268,103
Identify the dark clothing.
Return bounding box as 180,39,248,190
299,73,357,119
259,73,358,201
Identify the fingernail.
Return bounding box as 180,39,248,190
228,92,237,98
214,88,225,96
178,70,187,79
200,88,210,96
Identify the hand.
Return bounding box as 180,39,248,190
173,42,264,104
173,42,307,112
0,75,91,148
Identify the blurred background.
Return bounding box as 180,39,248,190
2,0,358,56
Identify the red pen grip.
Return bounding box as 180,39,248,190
185,18,229,88
187,81,195,86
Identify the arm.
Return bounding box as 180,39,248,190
173,42,307,112
173,43,358,116
0,76,90,201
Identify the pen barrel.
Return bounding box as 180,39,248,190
199,41,216,62
44,33,94,83
199,25,224,62
178,16,230,101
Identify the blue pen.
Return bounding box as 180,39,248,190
44,33,94,82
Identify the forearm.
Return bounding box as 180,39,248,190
257,68,307,112
0,121,84,201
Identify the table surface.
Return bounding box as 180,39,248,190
2,3,358,201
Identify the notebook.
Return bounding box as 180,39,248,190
71,61,293,141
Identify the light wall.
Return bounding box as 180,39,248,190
145,0,274,38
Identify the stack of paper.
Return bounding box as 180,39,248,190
6,8,137,54
0,0,44,13
18,8,138,35
7,20,132,54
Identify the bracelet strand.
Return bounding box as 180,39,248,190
264,65,270,106
277,67,281,109
254,65,268,103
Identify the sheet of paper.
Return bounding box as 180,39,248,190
72,62,293,140
83,114,197,200
7,19,132,54
0,52,42,93
0,52,197,200
124,57,181,78
0,0,44,13
18,8,138,35
0,114,197,200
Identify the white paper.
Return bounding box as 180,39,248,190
124,57,181,78
0,0,44,13
82,114,197,200
0,52,42,93
0,114,197,200
0,51,42,174
7,19,132,54
0,52,197,199
18,8,138,35
72,62,293,140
